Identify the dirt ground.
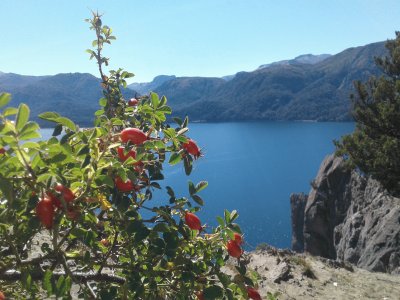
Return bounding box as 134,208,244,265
238,248,400,300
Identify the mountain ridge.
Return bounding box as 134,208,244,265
0,41,387,125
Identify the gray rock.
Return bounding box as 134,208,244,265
290,193,307,252
291,154,400,274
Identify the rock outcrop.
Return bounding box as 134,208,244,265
291,154,400,274
290,193,307,252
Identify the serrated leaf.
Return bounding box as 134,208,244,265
15,103,30,131
0,93,11,108
195,181,208,193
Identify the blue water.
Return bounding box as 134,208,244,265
41,122,354,249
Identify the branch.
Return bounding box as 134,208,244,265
0,270,125,284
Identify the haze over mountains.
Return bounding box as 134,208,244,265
0,41,387,126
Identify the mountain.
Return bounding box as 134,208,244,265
151,42,386,122
0,41,387,125
0,72,136,127
257,53,331,69
128,75,176,95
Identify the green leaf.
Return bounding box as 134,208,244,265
0,176,14,202
3,107,18,116
224,209,231,224
182,116,189,128
43,270,53,295
39,111,60,122
65,250,82,258
19,130,41,141
81,155,91,168
77,145,90,156
230,210,239,222
0,93,11,108
37,173,53,183
216,216,225,226
188,181,196,196
159,95,167,106
163,128,176,138
52,124,63,136
111,118,124,126
95,175,114,188
150,92,160,109
204,285,224,299
158,106,172,114
168,152,182,165
195,181,208,193
19,121,40,136
16,148,31,164
166,186,175,197
56,117,77,131
21,141,40,149
183,155,192,176
15,103,30,131
55,275,65,295
99,98,107,107
173,117,182,126
192,194,204,206
153,223,169,232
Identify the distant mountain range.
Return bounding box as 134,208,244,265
0,72,135,127
0,41,387,126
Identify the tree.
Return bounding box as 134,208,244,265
336,32,400,196
0,13,262,299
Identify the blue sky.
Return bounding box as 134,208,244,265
1,0,400,82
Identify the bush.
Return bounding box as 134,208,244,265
0,13,262,299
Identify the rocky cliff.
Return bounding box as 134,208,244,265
290,154,400,274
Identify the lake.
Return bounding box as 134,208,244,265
41,122,354,249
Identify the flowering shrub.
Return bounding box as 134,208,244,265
0,13,261,299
